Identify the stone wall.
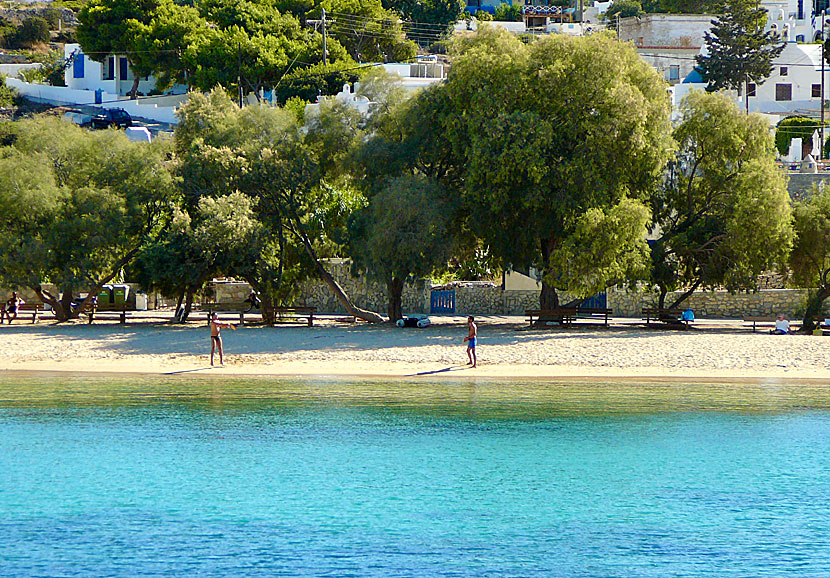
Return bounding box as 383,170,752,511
607,287,829,319
787,173,830,201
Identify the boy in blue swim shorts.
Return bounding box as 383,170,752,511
463,315,477,368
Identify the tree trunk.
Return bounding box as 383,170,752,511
292,218,384,323
667,278,703,311
129,76,140,100
260,293,276,326
33,286,70,321
387,277,404,323
801,286,830,332
657,286,668,310
539,279,560,310
181,289,194,323
174,292,185,323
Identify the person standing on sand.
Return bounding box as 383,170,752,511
210,313,236,366
463,315,477,367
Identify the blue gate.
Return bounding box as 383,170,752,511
430,290,456,314
581,291,607,309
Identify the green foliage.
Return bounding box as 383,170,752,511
696,0,784,96
78,0,412,101
0,74,19,108
550,198,652,297
174,88,365,313
790,185,830,289
0,116,175,319
641,0,714,12
493,3,522,21
789,185,830,329
434,28,674,305
19,50,67,86
17,17,51,47
475,10,493,21
605,0,643,26
350,174,453,319
650,91,793,307
775,116,824,158
382,0,464,33
274,63,360,105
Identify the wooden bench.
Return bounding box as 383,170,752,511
274,306,316,327
526,307,612,327
1,302,43,324
206,304,316,327
744,316,800,333
86,303,130,324
206,302,260,325
642,308,691,326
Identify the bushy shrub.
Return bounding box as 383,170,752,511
0,75,19,108
494,3,523,21
475,9,493,20
775,116,825,158
17,17,51,47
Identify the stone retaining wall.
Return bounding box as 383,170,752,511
607,287,830,319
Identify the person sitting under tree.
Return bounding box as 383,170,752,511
209,313,236,366
1,292,24,324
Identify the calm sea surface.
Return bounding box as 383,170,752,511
2,373,830,577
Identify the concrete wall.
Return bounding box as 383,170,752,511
6,78,182,124
618,14,711,49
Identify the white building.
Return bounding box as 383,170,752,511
618,14,712,85
64,44,159,98
674,41,830,119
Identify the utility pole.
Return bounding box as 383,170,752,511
322,7,327,66
237,43,243,108
823,11,827,160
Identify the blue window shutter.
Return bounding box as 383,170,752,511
73,54,84,78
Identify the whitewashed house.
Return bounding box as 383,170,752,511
64,44,160,98
674,42,830,118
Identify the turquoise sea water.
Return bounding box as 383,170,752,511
2,374,830,577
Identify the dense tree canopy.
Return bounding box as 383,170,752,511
649,91,793,310
789,186,830,331
174,89,383,322
0,117,174,321
429,28,674,310
77,0,415,102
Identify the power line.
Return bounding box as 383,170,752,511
326,10,453,30
639,51,830,68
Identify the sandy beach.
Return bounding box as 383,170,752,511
1,315,830,381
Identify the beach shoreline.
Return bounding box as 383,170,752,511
3,315,830,382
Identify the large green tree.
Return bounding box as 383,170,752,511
649,90,793,310
0,117,174,321
789,186,830,332
381,0,464,34
696,0,784,111
431,28,674,312
76,0,167,98
175,89,383,322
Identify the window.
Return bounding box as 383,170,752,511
780,66,788,76
102,56,114,80
72,53,84,78
814,83,823,98
776,83,792,101
668,65,680,82
747,83,756,97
